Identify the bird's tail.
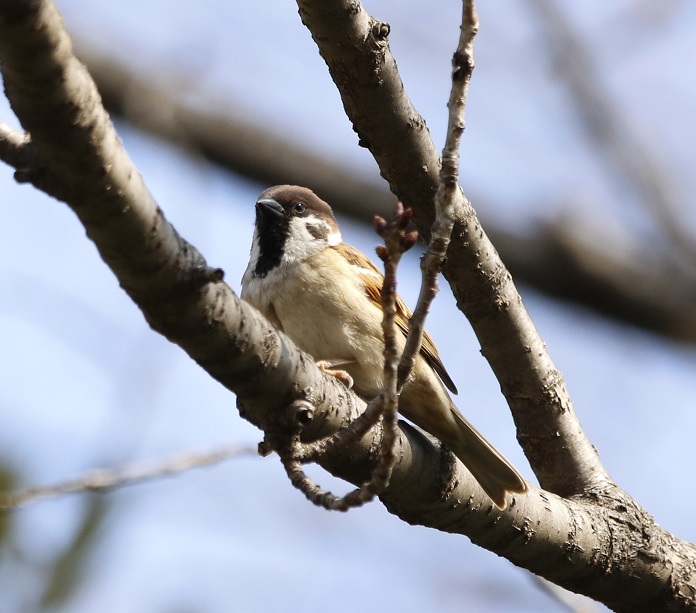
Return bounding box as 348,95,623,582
445,408,527,509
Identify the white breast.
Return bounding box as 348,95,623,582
241,247,387,398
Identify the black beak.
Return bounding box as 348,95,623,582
256,198,284,218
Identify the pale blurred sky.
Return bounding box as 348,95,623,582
1,2,695,612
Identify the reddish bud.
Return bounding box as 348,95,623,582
398,207,413,229
373,215,387,237
375,245,390,262
400,230,418,252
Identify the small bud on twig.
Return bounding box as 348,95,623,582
396,205,412,229
374,215,388,237
400,230,418,253
375,245,390,262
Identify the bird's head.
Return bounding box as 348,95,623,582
248,185,342,278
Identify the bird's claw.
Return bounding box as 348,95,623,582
316,360,354,389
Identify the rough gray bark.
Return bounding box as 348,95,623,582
1,1,695,611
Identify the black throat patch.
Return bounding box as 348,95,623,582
253,208,289,278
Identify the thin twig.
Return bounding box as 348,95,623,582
0,445,256,510
435,0,478,202
278,204,415,511
399,1,479,387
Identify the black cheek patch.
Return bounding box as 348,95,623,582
305,221,328,241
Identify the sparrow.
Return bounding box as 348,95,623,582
241,185,527,508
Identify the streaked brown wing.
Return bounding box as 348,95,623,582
335,242,458,395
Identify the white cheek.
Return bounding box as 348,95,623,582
327,230,341,247
282,217,341,264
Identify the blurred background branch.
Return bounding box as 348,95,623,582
0,446,256,510
74,28,696,342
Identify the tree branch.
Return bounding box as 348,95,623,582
295,0,604,504
2,0,696,609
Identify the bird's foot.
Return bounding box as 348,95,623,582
316,360,354,389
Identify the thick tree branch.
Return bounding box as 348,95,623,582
292,2,696,608
0,0,360,449
2,1,696,610
295,0,604,501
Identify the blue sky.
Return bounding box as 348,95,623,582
1,1,695,611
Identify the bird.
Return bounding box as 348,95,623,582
241,185,527,508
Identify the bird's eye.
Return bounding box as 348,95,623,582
292,202,306,214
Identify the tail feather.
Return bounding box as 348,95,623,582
447,409,527,509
